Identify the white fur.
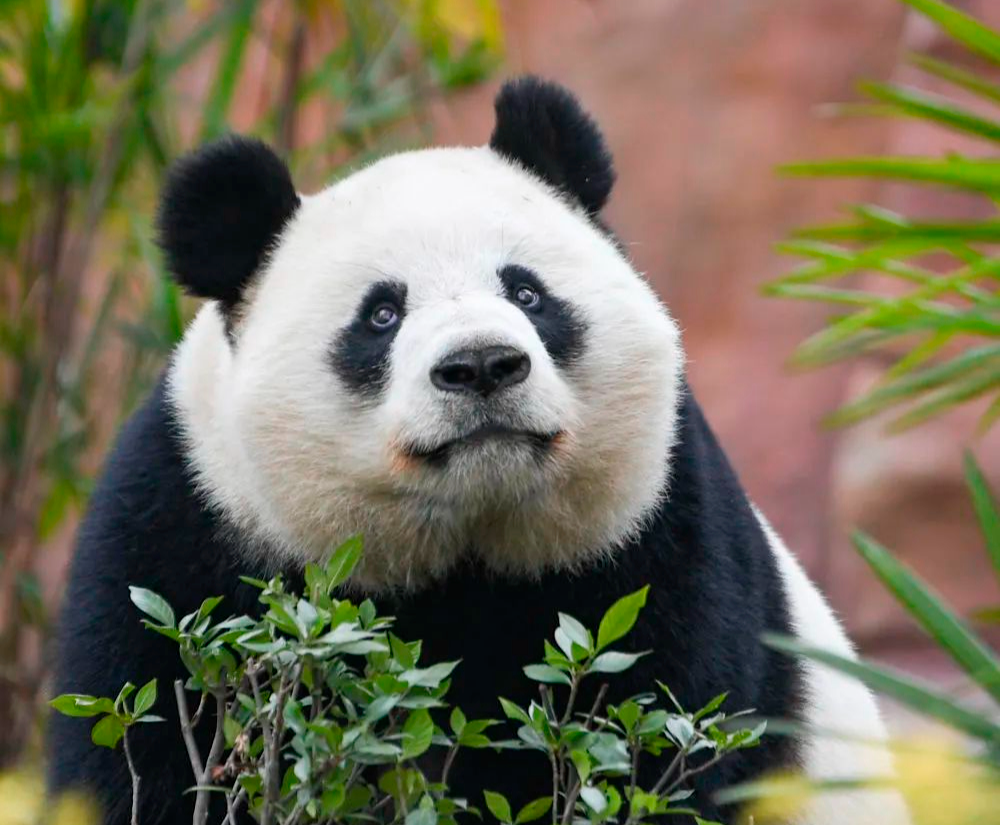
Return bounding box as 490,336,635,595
753,508,911,824
170,146,684,590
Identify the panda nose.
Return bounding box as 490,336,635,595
431,345,531,397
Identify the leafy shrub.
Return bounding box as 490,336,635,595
53,540,762,825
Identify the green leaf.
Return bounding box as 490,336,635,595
693,692,729,722
91,715,125,749
664,716,695,748
129,587,176,627
558,613,592,651
50,694,114,718
365,694,400,722
887,367,1000,432
326,535,364,588
402,709,434,758
964,452,1000,579
860,81,1000,143
780,157,1000,194
223,714,242,747
597,586,649,650
910,53,1000,106
901,0,1000,65
763,633,1000,744
580,786,607,814
616,700,641,732
114,683,136,713
853,532,1000,703
406,806,438,825
400,661,460,688
498,697,531,724
522,664,571,685
570,748,591,783
590,651,647,673
483,790,512,823
450,706,467,736
133,679,157,717
514,797,552,824
825,344,1000,427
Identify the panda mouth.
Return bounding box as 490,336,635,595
406,425,559,466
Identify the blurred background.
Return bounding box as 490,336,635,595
2,0,999,772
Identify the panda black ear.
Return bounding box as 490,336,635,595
156,136,300,309
489,76,615,215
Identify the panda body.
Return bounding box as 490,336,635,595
49,79,908,825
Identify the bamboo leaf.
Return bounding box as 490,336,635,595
860,81,1000,143
826,344,1000,426
780,157,1000,194
909,52,1000,106
853,533,1000,703
763,634,1000,744
901,0,1000,66
888,368,1000,431
963,453,1000,581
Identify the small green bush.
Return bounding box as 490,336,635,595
54,540,762,825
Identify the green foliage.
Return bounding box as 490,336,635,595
763,453,1000,761
49,677,163,751
768,0,1000,432
53,541,757,825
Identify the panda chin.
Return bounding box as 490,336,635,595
405,424,560,468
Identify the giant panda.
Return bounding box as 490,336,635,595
48,77,909,825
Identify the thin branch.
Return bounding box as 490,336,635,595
559,675,581,726
663,752,728,798
189,691,209,730
174,680,204,778
192,689,228,825
248,666,279,825
121,728,141,825
440,743,460,790
224,786,248,825
549,751,560,825
628,739,640,808
560,780,581,825
584,684,609,729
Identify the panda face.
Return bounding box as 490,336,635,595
166,80,684,590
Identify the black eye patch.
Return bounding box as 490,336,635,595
330,280,407,396
498,265,585,367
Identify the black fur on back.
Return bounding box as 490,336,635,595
47,377,801,825
490,77,616,216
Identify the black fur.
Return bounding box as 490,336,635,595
499,264,586,367
490,77,616,215
48,377,801,825
156,136,300,314
330,280,408,396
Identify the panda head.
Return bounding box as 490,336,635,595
163,77,684,590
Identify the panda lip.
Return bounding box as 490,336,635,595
407,425,559,464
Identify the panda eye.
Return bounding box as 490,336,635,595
368,303,400,332
514,284,541,309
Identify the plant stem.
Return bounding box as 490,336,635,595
249,666,279,825
192,689,228,825
560,780,581,825
559,675,581,725
174,680,204,778
121,727,141,825
440,744,460,789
